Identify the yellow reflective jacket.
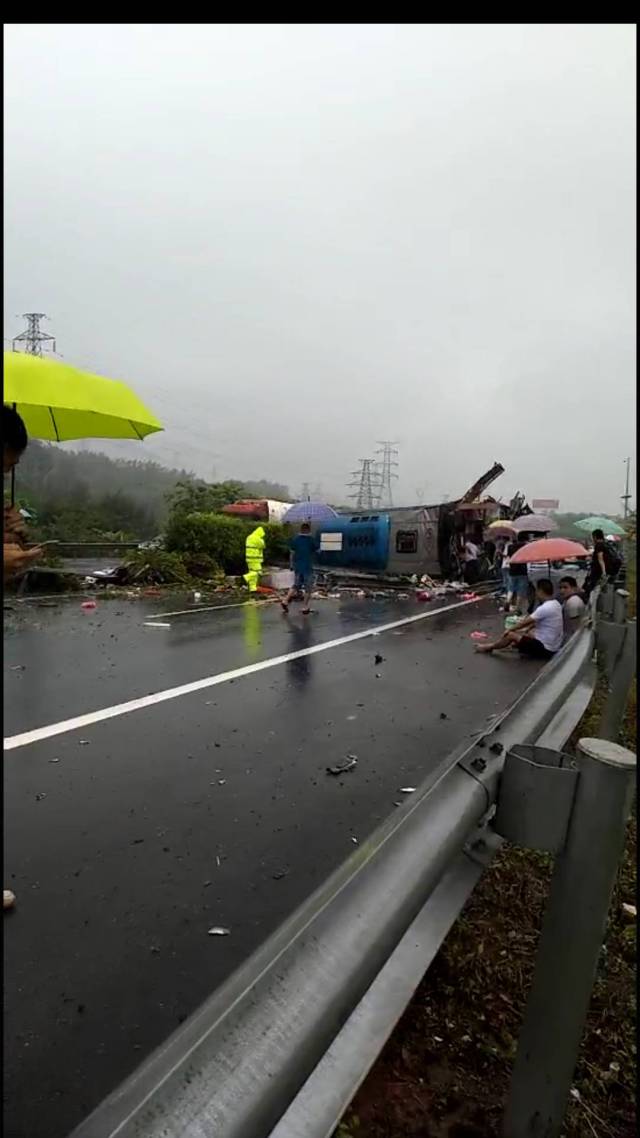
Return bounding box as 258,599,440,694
245,526,265,557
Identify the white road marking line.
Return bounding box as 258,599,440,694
144,622,172,628
4,598,480,751
150,599,272,619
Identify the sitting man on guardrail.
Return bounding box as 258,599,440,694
475,578,563,661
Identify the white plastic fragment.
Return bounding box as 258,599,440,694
208,927,230,936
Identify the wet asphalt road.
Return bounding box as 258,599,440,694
4,592,541,1138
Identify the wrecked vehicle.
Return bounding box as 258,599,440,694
315,463,515,582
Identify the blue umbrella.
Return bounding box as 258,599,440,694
282,502,338,524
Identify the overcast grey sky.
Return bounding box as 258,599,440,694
4,23,636,511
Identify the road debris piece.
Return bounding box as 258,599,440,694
49,758,61,763
622,902,637,920
326,755,358,776
35,793,47,801
10,664,25,671
272,869,289,880
400,786,416,793
81,601,97,610
374,654,385,665
79,740,90,746
4,890,16,911
208,926,230,936
439,712,448,720
470,631,488,640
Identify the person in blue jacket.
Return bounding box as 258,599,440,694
281,522,317,615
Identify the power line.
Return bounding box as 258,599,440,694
348,459,381,511
12,313,56,356
375,440,399,508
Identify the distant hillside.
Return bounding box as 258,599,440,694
10,442,290,541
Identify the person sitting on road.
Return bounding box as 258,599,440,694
559,575,586,636
3,405,42,584
281,522,317,615
475,578,563,661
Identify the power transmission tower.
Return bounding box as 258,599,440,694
299,481,311,502
12,313,56,356
375,441,399,508
348,459,381,511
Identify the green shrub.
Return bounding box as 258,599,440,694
124,549,192,585
165,512,289,573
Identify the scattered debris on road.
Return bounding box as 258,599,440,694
374,654,385,665
622,902,636,920
208,926,230,936
327,755,358,776
470,630,489,640
3,890,16,911
400,787,416,794
35,793,47,801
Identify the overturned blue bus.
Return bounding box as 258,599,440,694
314,463,513,580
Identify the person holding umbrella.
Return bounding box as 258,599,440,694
281,521,317,615
3,405,42,582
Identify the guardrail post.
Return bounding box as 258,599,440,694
600,618,636,743
503,737,636,1138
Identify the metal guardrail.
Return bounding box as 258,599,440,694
69,588,635,1138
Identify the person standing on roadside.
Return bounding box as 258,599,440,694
281,522,317,615
583,528,621,597
507,532,530,615
3,406,42,912
463,535,480,585
3,405,41,583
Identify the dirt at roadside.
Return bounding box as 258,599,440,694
336,684,637,1138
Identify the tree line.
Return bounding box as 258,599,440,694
10,441,290,541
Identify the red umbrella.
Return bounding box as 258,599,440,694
510,538,588,564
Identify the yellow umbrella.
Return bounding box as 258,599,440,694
4,352,163,442
4,351,163,504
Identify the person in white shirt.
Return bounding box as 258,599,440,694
475,578,563,660
463,537,480,586
559,576,586,635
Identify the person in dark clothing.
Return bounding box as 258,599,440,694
584,528,620,597
507,532,530,615
281,522,317,615
3,405,42,583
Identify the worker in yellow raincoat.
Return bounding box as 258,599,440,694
244,525,265,593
